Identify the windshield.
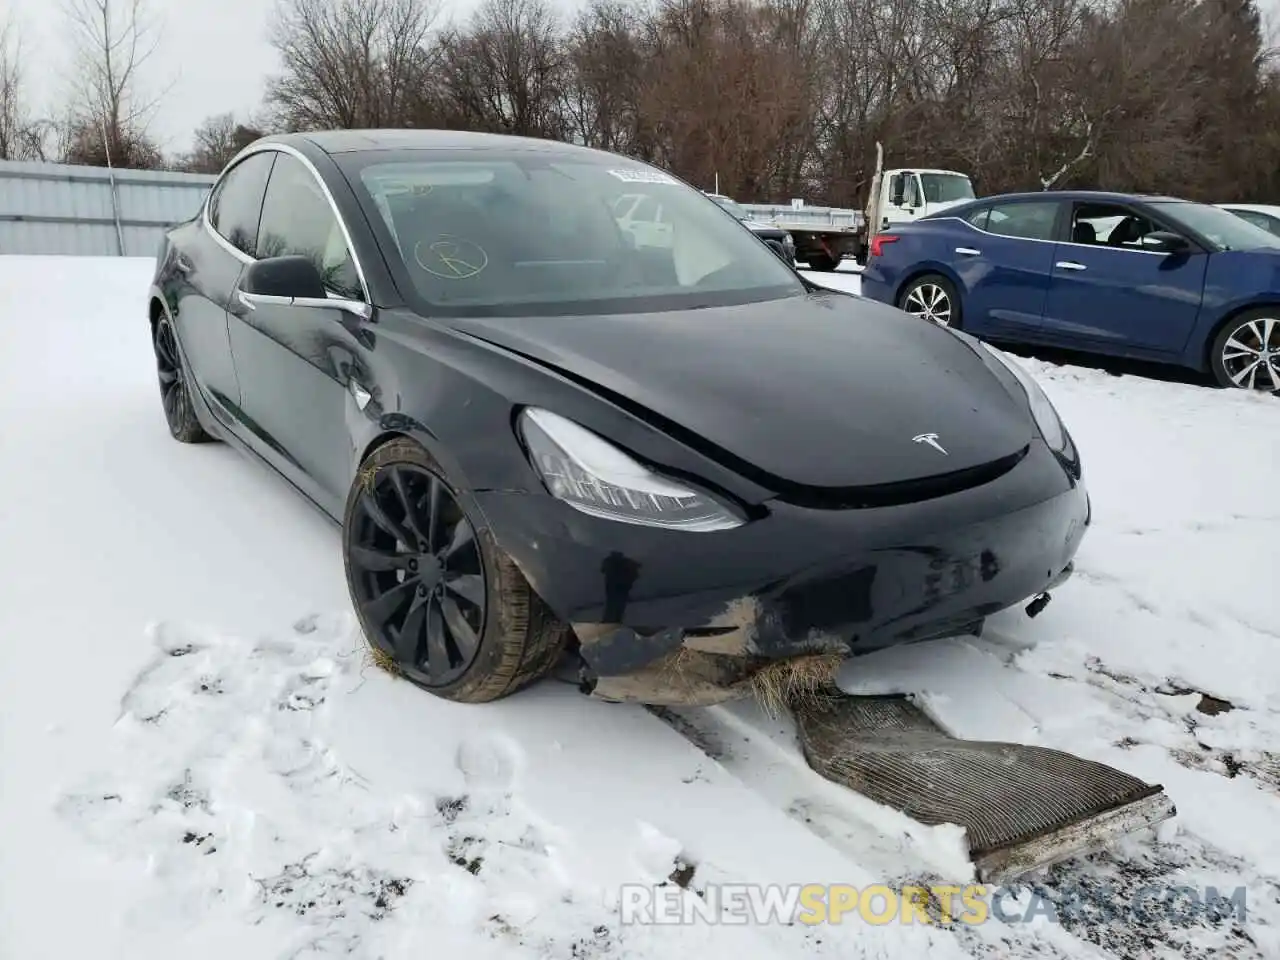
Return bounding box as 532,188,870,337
1151,201,1280,251
919,174,975,205
709,195,750,220
346,154,803,316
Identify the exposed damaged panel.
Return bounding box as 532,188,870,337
792,693,1177,883
582,641,845,709
680,597,762,655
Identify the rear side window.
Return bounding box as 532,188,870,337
208,152,275,256
256,153,363,300
983,201,1059,241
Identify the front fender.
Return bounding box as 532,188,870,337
1178,251,1280,368
344,312,778,513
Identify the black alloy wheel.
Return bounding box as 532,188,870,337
348,460,487,686
343,439,571,702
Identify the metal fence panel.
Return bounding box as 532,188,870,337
0,160,869,256
0,159,218,257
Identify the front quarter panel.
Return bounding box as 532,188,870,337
347,311,780,515
1182,251,1280,368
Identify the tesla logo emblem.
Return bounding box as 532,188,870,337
913,433,948,454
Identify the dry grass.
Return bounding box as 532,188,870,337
748,653,844,718
362,638,402,678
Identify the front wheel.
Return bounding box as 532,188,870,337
898,274,961,329
343,438,571,703
1209,309,1280,391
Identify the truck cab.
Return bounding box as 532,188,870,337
876,169,975,230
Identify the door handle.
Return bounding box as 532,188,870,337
956,247,980,255
174,254,193,274
348,378,372,411
1055,261,1086,271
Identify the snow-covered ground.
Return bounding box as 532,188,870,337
1,255,1276,959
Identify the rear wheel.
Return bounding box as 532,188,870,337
898,274,961,329
1209,309,1280,391
153,315,213,443
807,253,841,271
343,439,571,703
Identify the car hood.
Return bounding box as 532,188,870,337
451,293,1035,491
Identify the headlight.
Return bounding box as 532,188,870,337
518,407,744,532
977,342,1072,455
783,233,795,251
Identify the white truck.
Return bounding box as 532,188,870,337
734,166,977,269
859,167,976,261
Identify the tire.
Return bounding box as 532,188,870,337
807,253,840,271
898,273,962,329
343,438,571,703
1208,307,1280,391
153,314,214,443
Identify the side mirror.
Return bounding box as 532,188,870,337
238,255,370,320
242,255,327,299
1145,230,1190,253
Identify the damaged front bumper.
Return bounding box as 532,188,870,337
474,440,1090,705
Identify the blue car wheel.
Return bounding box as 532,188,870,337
898,273,961,329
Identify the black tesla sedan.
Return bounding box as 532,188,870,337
148,129,1089,706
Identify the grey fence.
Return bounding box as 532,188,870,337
0,157,865,257
0,159,217,257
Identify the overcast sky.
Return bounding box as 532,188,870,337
6,0,528,154
7,0,1280,155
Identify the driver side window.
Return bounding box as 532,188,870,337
256,153,363,301
1070,203,1163,250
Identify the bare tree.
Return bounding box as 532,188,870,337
177,113,266,173
0,17,50,160
60,0,164,167
265,0,441,130
437,0,568,137
562,0,650,153
251,0,1280,205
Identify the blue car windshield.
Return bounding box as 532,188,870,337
1151,201,1280,252
345,152,805,317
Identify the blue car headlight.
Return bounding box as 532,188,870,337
518,407,744,531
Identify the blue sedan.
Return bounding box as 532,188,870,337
859,190,1280,391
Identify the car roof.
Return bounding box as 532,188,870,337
1218,202,1280,215
257,128,611,159
961,190,1186,205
